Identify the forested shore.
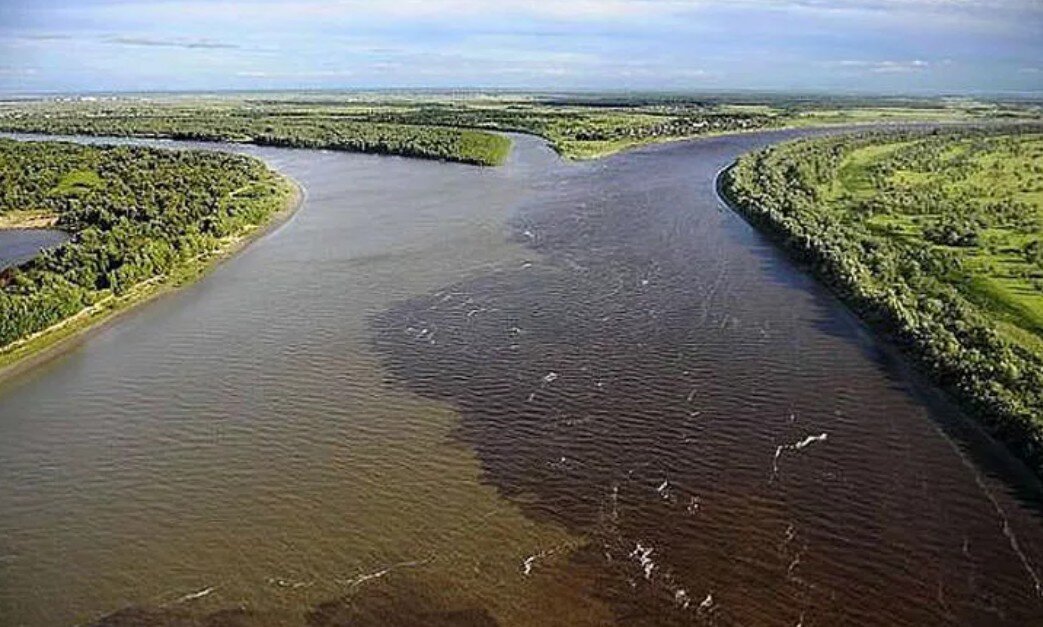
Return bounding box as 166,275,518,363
723,126,1043,475
0,139,298,371
0,111,512,166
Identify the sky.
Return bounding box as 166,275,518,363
0,0,1040,94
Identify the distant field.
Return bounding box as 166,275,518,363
787,106,998,127
724,126,1043,473
2,93,1038,162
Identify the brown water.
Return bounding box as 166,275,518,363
0,131,1041,626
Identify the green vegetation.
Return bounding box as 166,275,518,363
345,101,776,159
723,126,1043,475
3,93,1036,163
0,103,511,166
0,139,296,368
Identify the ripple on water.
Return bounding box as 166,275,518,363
0,131,1041,626
373,133,1043,625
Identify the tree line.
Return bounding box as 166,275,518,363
0,110,512,166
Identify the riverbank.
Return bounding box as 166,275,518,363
0,174,302,384
556,117,1010,161
718,128,1043,477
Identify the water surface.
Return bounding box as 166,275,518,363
0,131,1041,626
0,228,68,270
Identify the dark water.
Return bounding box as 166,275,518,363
0,229,68,270
0,131,1041,626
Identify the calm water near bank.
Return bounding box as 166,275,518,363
0,130,1040,626
0,228,67,270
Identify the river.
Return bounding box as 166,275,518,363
0,229,68,271
0,130,1040,626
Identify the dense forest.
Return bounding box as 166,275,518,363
723,126,1043,474
0,139,294,353
0,107,512,166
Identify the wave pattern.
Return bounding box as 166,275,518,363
373,134,1043,625
0,131,1040,626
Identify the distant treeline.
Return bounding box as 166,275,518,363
0,112,512,166
0,139,293,349
352,105,775,148
0,100,777,161
723,126,1043,475
4,97,1036,163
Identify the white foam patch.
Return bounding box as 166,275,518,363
336,557,429,588
772,433,830,480
175,587,214,603
522,555,538,576
520,543,571,577
794,433,828,450
629,542,656,580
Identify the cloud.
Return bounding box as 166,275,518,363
235,69,355,78
15,34,72,42
104,36,239,49
115,0,1041,21
832,59,931,73
3,0,1038,92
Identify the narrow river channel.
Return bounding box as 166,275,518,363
0,130,1040,626
0,229,68,271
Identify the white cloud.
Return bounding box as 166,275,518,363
832,59,931,73
236,69,355,78
106,36,239,49
85,0,1042,24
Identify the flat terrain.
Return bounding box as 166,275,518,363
725,126,1043,473
2,92,1039,162
822,133,1043,353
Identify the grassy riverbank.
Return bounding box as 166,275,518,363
722,126,1043,475
0,139,301,379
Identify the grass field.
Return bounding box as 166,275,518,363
818,133,1043,356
